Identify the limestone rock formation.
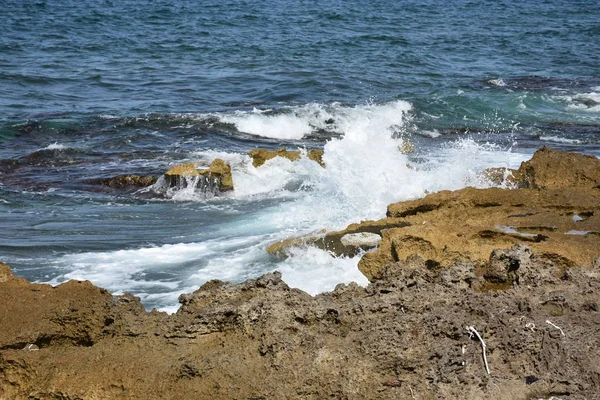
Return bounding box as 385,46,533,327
2,250,600,399
483,146,600,189
3,147,600,399
158,158,234,194
358,185,600,280
249,148,325,168
89,175,158,189
352,148,600,281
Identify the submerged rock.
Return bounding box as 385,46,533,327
248,147,325,168
89,175,158,189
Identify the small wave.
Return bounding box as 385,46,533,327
216,100,414,140
419,129,441,138
221,110,313,140
553,87,600,113
540,135,582,144
487,78,506,87
42,142,69,150
98,114,120,120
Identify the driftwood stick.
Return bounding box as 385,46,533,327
545,319,565,336
467,326,491,375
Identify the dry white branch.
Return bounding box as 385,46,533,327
545,319,565,336
409,385,416,399
467,326,490,375
525,322,536,332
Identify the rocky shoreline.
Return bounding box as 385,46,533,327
1,148,600,399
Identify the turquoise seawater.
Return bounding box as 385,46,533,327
1,0,599,311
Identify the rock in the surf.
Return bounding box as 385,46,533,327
482,146,600,189
267,219,408,258
161,158,233,194
249,148,325,168
90,175,158,189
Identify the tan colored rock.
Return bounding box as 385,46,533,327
358,185,600,280
165,162,200,177
249,148,325,168
164,158,233,192
482,147,600,189
200,158,234,191
398,140,415,154
2,251,600,399
512,146,600,189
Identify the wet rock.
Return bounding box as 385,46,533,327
89,175,158,189
484,147,600,189
340,232,381,251
267,218,408,258
248,148,324,168
154,158,233,195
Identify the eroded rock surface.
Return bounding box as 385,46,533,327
1,249,599,399
354,148,600,281
2,148,600,399
358,186,600,280
485,146,600,189
267,219,409,258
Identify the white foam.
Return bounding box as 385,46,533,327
48,100,534,311
555,86,600,113
221,111,312,140
420,129,441,138
42,142,68,150
217,100,414,140
278,247,369,295
488,78,506,87
540,135,582,144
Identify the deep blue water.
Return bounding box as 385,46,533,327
2,0,599,119
1,0,599,310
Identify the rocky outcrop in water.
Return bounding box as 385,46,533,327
485,146,600,189
248,148,325,168
89,175,158,189
152,158,234,196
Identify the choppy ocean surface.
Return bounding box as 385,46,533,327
1,0,599,311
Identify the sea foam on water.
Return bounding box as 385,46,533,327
49,100,529,312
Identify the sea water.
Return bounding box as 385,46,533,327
1,0,599,312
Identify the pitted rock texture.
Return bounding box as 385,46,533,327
1,251,600,400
